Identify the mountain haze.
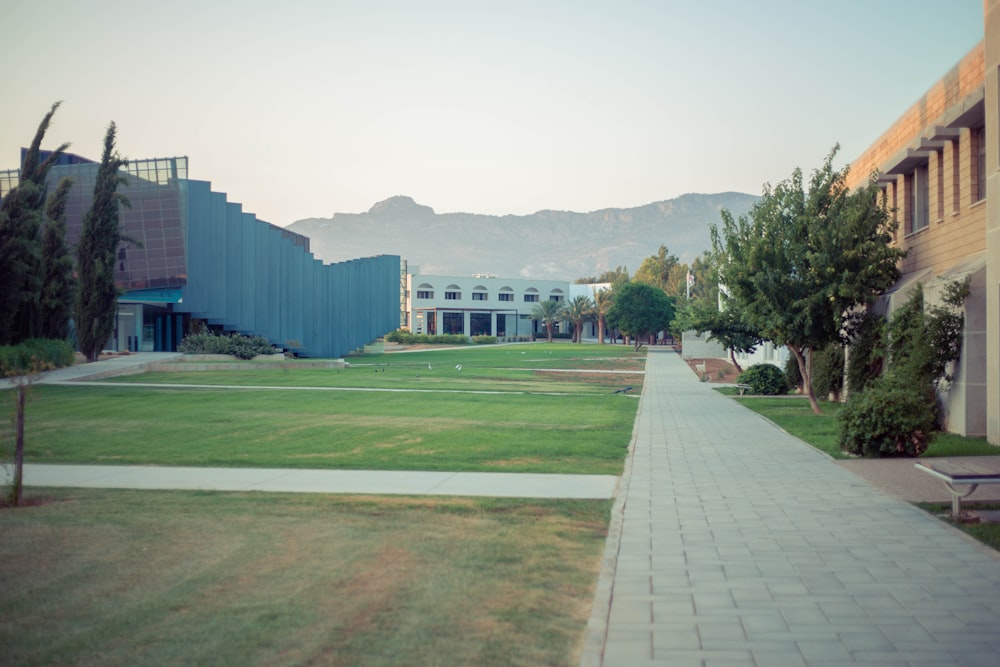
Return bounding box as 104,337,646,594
288,192,759,279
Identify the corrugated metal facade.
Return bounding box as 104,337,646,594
2,155,400,358
178,178,400,358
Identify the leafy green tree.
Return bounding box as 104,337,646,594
576,266,631,287
39,178,76,340
563,295,594,343
76,122,128,362
0,102,70,345
634,245,687,296
606,281,675,350
711,147,905,414
531,299,565,342
671,251,760,371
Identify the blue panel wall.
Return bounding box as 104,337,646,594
178,179,399,357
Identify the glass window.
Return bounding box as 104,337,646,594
524,294,539,302
498,292,513,302
417,290,433,299
445,291,461,300
975,127,987,203
442,312,463,334
910,166,929,234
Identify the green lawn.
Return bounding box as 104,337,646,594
16,344,644,474
0,489,609,667
731,394,999,459
1,344,640,665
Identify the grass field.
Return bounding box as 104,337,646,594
16,344,644,474
731,394,999,460
0,489,610,667
1,344,642,666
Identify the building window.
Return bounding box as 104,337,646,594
470,312,491,336
442,312,463,334
445,291,461,300
498,292,513,302
417,290,433,299
472,292,487,301
975,126,987,203
909,165,929,234
524,294,539,302
549,295,563,302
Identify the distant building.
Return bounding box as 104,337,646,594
843,3,997,440
0,154,400,358
404,272,609,340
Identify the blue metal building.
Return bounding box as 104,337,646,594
1,154,400,358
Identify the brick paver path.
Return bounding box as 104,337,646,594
583,348,1000,667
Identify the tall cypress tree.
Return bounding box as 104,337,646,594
40,178,76,341
0,102,69,344
76,122,128,362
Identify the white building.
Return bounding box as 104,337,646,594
404,272,609,341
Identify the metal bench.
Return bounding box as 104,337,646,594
914,459,1000,518
735,384,752,397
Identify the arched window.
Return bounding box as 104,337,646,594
523,287,539,303
549,288,564,302
472,285,489,301
498,286,514,302
445,284,462,300
416,283,434,299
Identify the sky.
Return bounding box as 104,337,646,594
2,1,985,226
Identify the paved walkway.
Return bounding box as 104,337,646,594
20,464,617,499
582,348,1000,667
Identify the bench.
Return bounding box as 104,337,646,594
915,459,1000,518
735,384,752,397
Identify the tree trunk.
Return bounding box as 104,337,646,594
597,317,605,344
791,345,821,414
729,348,743,373
10,385,26,506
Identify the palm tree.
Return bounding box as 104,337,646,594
592,287,614,344
531,299,565,342
564,295,595,343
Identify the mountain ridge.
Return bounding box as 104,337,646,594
288,192,758,279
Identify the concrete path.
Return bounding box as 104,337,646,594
20,464,617,499
582,348,1000,667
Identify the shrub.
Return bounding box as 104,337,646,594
0,338,75,376
179,332,274,360
471,335,497,345
812,343,845,401
838,376,936,457
383,330,471,345
784,355,802,393
737,363,789,395
846,310,885,395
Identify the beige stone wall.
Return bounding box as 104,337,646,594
985,0,1000,442
844,15,995,438
847,44,985,186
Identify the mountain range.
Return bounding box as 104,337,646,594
287,192,759,279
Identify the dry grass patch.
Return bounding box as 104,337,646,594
1,489,609,667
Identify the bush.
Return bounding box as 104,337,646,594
784,355,802,393
838,376,936,457
383,330,471,345
846,310,885,395
0,338,75,376
812,344,845,400
736,363,789,395
179,332,274,360
471,335,497,345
